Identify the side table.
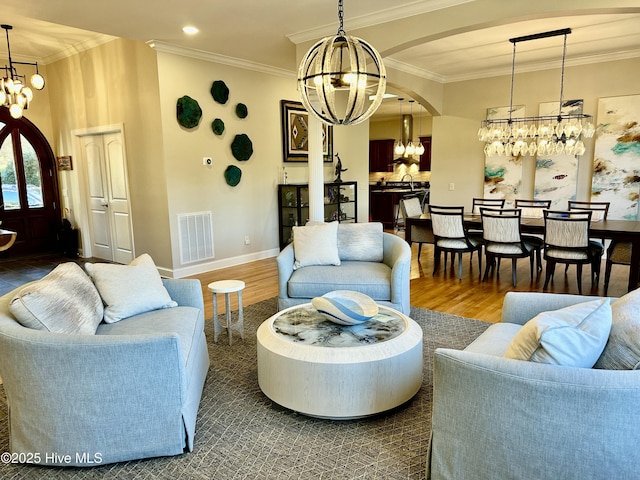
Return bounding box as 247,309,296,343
207,280,245,345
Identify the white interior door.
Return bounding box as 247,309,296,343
81,131,134,263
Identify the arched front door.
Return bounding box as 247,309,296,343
0,109,60,256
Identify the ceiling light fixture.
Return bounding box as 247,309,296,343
394,98,405,155
405,100,416,156
0,24,45,119
297,0,386,125
478,28,594,157
415,103,425,156
182,26,199,35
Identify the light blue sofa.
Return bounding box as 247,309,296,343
427,291,640,480
0,278,209,466
277,222,411,314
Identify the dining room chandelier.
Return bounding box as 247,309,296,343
478,28,594,158
297,0,386,125
0,24,45,119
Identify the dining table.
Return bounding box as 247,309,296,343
405,213,640,293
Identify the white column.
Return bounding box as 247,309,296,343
307,114,325,222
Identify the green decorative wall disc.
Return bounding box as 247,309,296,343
176,96,202,128
231,134,253,161
224,165,242,186
235,103,248,119
211,118,225,135
210,80,229,104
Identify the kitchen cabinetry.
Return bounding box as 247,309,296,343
278,182,357,249
369,139,394,172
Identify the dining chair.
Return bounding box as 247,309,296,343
400,197,434,260
429,205,482,279
480,208,536,287
514,198,551,271
604,240,637,295
567,200,610,275
468,197,506,244
543,210,604,294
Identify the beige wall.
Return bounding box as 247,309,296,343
154,50,370,275
44,38,172,269
432,57,640,208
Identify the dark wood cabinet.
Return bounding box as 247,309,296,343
369,139,394,172
419,136,432,171
278,182,357,249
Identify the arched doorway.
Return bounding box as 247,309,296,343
0,109,60,256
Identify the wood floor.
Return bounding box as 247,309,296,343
191,232,633,324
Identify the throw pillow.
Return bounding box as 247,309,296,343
292,221,340,270
9,262,103,335
594,288,640,370
85,253,177,323
337,222,384,262
504,298,612,368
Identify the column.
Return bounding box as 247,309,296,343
307,114,325,222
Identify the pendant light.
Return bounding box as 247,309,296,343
415,103,425,156
394,98,405,155
297,0,386,125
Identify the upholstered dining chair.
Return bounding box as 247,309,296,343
429,205,482,279
567,200,610,275
480,207,536,287
400,197,433,260
514,198,551,271
468,197,506,243
542,210,604,294
604,240,636,295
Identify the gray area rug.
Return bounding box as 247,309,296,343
0,298,490,480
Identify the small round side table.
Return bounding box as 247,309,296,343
207,280,245,345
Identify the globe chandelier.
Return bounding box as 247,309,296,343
478,28,594,158
0,24,45,119
297,0,387,125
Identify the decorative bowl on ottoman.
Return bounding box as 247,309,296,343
311,290,379,325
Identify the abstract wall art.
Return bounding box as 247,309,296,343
534,99,582,208
483,105,525,201
592,95,640,220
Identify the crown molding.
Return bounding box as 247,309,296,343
443,49,640,83
286,0,475,44
383,58,446,83
147,40,296,79
40,34,116,64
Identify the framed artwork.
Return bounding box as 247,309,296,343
483,105,525,201
56,155,73,171
592,95,640,220
534,99,582,208
280,100,333,162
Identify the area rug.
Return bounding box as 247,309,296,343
0,298,490,480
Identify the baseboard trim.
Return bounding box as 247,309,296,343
158,248,280,278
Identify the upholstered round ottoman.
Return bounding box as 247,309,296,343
256,303,423,419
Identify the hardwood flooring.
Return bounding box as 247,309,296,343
191,232,633,324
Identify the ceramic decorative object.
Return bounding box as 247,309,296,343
311,290,379,326
224,165,242,186
211,118,225,135
176,96,202,128
235,103,248,118
210,80,229,104
231,134,253,161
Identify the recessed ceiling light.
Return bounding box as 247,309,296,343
182,26,199,35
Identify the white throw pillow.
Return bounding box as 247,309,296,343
337,222,384,262
504,298,612,368
292,221,340,270
594,288,640,370
9,262,103,335
85,253,177,323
